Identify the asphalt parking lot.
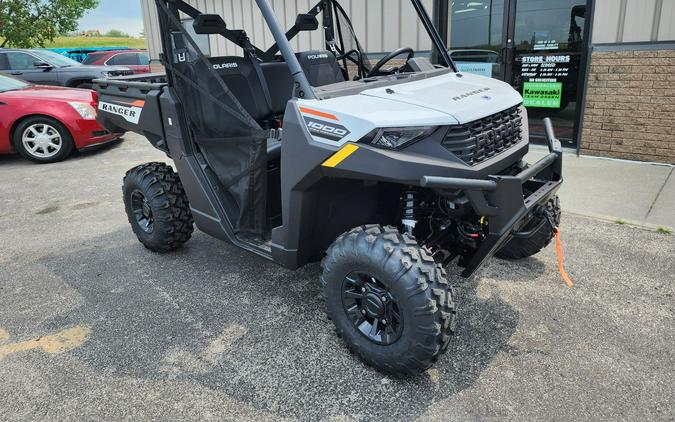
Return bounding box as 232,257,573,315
0,134,674,421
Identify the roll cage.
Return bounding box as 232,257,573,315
157,0,456,93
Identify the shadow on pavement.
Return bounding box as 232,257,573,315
42,229,518,421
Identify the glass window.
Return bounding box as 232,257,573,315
82,53,102,65
110,53,139,65
450,1,505,50
7,52,39,70
0,74,30,92
181,19,211,56
31,50,81,67
138,53,149,65
512,0,585,53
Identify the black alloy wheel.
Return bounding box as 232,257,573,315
342,271,403,345
130,190,154,233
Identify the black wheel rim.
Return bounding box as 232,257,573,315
341,271,403,345
130,190,154,233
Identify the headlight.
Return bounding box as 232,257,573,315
68,102,97,119
365,126,437,149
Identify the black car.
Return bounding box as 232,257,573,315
0,48,133,89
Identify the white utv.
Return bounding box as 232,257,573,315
94,0,564,376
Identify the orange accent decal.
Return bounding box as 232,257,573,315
130,100,145,107
299,106,338,121
554,227,573,288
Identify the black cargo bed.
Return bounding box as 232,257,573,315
93,73,168,150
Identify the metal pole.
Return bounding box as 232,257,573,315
254,0,316,100
414,0,454,70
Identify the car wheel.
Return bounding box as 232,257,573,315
76,82,93,89
13,116,75,164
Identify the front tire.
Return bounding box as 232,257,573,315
321,225,456,376
123,162,194,252
13,116,74,163
496,196,561,260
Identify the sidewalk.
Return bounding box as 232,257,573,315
526,146,674,229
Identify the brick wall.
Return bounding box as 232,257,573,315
581,49,675,164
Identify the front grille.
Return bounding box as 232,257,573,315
441,105,523,165
108,70,134,77
92,130,110,137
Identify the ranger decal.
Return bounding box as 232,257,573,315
98,101,143,124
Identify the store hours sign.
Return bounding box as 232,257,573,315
519,54,571,108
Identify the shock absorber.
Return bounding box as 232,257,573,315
401,189,419,235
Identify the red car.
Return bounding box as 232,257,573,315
82,50,150,74
0,74,121,163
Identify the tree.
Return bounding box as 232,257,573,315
0,0,99,48
105,29,129,38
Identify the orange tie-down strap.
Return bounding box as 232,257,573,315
554,227,574,288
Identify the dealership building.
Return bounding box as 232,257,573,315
141,0,675,164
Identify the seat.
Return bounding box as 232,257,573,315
208,56,272,122
295,50,345,87
260,61,294,116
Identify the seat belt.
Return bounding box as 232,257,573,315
242,37,273,116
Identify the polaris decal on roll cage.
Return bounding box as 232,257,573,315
303,117,351,142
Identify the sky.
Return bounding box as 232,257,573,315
78,0,145,37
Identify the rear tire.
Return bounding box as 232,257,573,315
321,225,456,376
123,162,194,252
496,196,561,260
75,82,93,90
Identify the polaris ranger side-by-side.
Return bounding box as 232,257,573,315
94,0,564,376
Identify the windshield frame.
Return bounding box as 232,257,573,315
31,50,82,68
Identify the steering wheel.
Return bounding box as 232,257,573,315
367,47,415,77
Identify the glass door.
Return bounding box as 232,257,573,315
508,0,586,145
446,0,588,147
447,1,506,80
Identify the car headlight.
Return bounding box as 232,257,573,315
364,126,437,149
68,102,97,119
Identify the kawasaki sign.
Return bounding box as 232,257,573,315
522,82,563,108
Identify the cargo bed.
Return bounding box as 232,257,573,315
93,73,169,151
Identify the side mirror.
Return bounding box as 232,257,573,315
34,61,53,69
295,13,318,31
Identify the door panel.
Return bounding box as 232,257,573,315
4,52,60,85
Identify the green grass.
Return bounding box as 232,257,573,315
615,219,626,225
1,36,147,49
656,227,672,235
45,36,147,49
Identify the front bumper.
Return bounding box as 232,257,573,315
69,118,122,150
421,118,564,277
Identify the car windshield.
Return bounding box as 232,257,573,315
0,74,31,92
31,50,82,67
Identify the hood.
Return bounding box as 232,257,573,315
1,85,95,102
360,72,522,124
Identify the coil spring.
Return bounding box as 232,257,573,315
401,190,421,220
